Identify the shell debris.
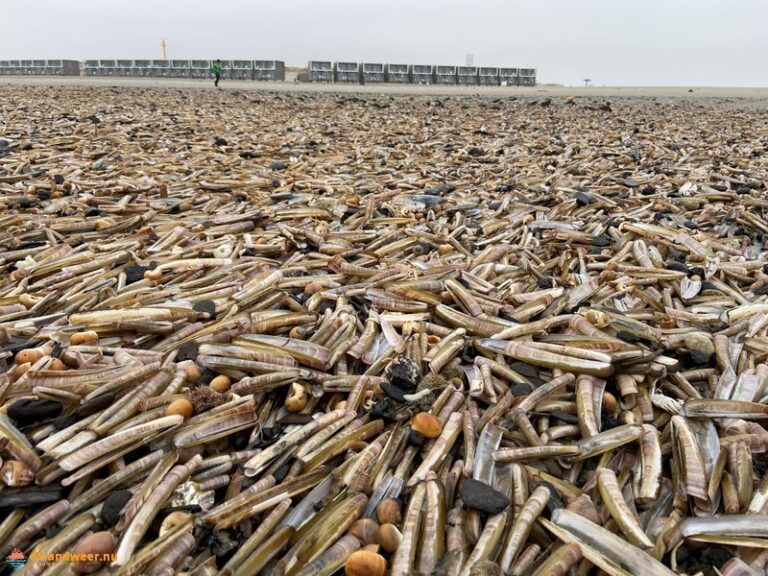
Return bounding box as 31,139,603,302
1,86,768,575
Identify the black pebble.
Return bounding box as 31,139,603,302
687,350,712,366
193,300,217,320
53,415,76,430
381,382,408,402
736,185,752,195
19,197,31,208
460,479,510,514
177,341,199,363
641,186,655,195
125,265,149,284
510,383,532,397
467,146,485,157
592,234,612,247
75,392,115,419
54,175,64,184
575,191,596,206
269,161,288,170
214,137,228,146
8,399,62,425
101,490,133,527
689,267,705,277
37,190,51,201
537,277,552,289
85,207,102,217
407,429,426,447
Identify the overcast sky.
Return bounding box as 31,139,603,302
2,0,767,86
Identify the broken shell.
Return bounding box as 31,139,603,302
159,510,193,538
376,523,402,553
411,412,443,438
285,382,309,413
209,374,231,393
70,330,99,345
376,498,402,525
1,460,35,487
71,531,114,574
166,399,194,420
348,518,380,545
345,550,387,576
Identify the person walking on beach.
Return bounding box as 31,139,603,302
211,59,223,88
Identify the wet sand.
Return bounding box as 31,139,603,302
2,75,768,109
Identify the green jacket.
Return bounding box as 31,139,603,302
211,62,222,74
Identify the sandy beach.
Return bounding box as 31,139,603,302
3,75,768,109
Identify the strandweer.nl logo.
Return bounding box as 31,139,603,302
5,547,117,572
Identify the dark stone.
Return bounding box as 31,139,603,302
460,479,510,514
125,265,149,284
407,429,426,447
381,382,407,403
8,398,62,425
101,490,133,527
193,300,217,320
19,197,31,208
689,266,705,277
641,186,655,195
592,234,612,247
385,356,420,392
623,177,639,188
213,137,228,146
510,383,532,397
53,415,76,430
683,220,698,230
269,161,288,170
229,430,250,451
86,114,101,124
54,175,65,184
75,392,115,419
575,191,596,206
85,207,102,217
687,350,712,366
176,341,199,363
736,185,751,195
37,190,51,201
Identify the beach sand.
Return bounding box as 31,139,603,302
3,75,768,109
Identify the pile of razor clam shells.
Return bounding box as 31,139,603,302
2,85,768,576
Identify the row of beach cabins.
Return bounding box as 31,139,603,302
307,62,536,86
0,60,537,86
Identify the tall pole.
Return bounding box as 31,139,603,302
161,39,168,61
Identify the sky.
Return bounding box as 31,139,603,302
2,0,767,86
